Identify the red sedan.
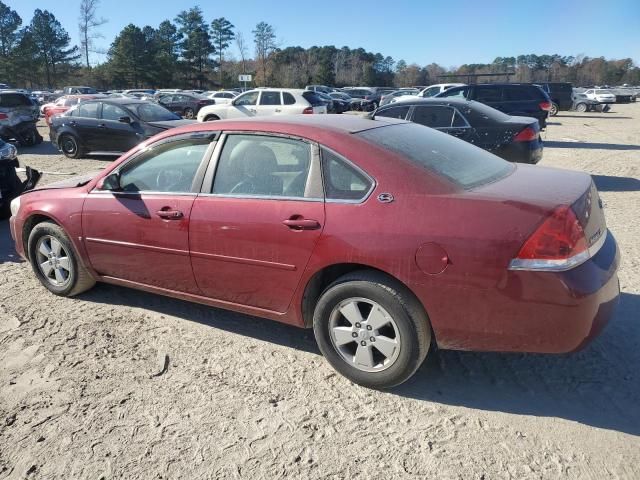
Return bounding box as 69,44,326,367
9,115,620,388
43,94,104,126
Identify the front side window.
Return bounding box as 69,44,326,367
259,91,281,105
76,102,100,118
213,134,313,198
321,148,373,201
118,140,209,193
412,106,456,128
102,103,128,121
376,106,410,120
234,91,259,106
474,86,503,103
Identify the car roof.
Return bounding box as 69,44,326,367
84,97,148,105
378,97,477,108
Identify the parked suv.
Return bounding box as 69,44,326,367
196,89,327,121
436,83,552,128
536,83,573,116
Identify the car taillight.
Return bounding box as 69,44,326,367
509,205,591,271
513,126,537,142
302,107,313,114
0,113,7,120
539,100,552,111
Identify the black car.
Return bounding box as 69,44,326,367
50,99,195,158
435,83,551,129
328,92,352,113
537,82,573,115
341,87,396,111
374,98,543,164
158,93,215,119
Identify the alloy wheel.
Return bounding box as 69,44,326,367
61,136,77,155
328,297,401,372
35,235,72,287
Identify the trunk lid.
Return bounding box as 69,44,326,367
146,119,196,130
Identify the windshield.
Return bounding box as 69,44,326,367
128,103,180,122
357,123,513,189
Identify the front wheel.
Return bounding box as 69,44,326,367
183,107,195,119
313,271,431,389
28,222,95,296
575,103,588,113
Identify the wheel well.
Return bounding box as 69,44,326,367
204,114,219,121
301,263,425,329
22,214,58,260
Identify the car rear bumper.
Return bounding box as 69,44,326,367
498,140,543,164
425,230,620,354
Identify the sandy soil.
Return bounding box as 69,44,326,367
1,105,639,479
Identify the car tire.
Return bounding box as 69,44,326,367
28,222,96,297
576,103,588,113
313,270,431,389
59,134,83,159
203,114,220,122
550,102,559,116
184,107,195,119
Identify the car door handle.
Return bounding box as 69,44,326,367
97,123,106,128
69,121,77,126
249,108,257,113
156,208,184,220
275,108,282,112
282,218,321,230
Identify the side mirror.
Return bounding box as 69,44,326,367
118,116,131,123
97,172,121,191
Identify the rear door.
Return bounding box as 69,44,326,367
70,102,103,151
98,102,139,152
255,90,282,116
189,132,325,312
472,85,504,111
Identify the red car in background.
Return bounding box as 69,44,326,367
8,115,620,388
42,94,105,125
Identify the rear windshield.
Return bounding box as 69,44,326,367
302,91,325,106
128,103,180,122
357,123,513,189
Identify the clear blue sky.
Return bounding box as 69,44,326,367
8,0,640,67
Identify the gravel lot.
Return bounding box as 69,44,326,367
1,105,639,479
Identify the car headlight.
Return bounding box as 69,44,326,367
10,196,21,216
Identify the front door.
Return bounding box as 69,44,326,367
189,132,325,312
71,102,103,151
98,102,139,152
227,91,259,118
82,136,214,293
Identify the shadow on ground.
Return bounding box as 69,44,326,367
0,221,21,264
80,278,640,436
592,174,640,192
555,115,632,120
545,140,640,150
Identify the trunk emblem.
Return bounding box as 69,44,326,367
377,193,394,204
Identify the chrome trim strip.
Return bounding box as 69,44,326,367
508,229,608,272
85,237,189,256
196,193,323,202
190,251,296,271
88,191,198,197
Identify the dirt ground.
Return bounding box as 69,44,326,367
1,105,639,479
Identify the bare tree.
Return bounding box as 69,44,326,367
78,0,106,68
235,31,248,73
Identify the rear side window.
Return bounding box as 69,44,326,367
76,102,100,118
376,106,410,119
503,85,540,101
321,148,373,201
439,87,470,99
357,123,512,190
283,92,296,105
412,106,456,128
474,86,503,103
259,91,281,105
302,91,325,106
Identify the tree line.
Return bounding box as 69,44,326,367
1,1,639,90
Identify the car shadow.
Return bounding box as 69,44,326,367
592,174,640,192
80,281,640,436
16,141,60,156
545,140,640,150
555,115,632,119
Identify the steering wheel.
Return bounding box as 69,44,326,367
156,169,184,191
229,179,256,195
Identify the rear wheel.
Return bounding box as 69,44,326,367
183,107,195,119
28,222,95,296
313,271,431,389
576,103,588,113
59,134,83,158
550,102,559,116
